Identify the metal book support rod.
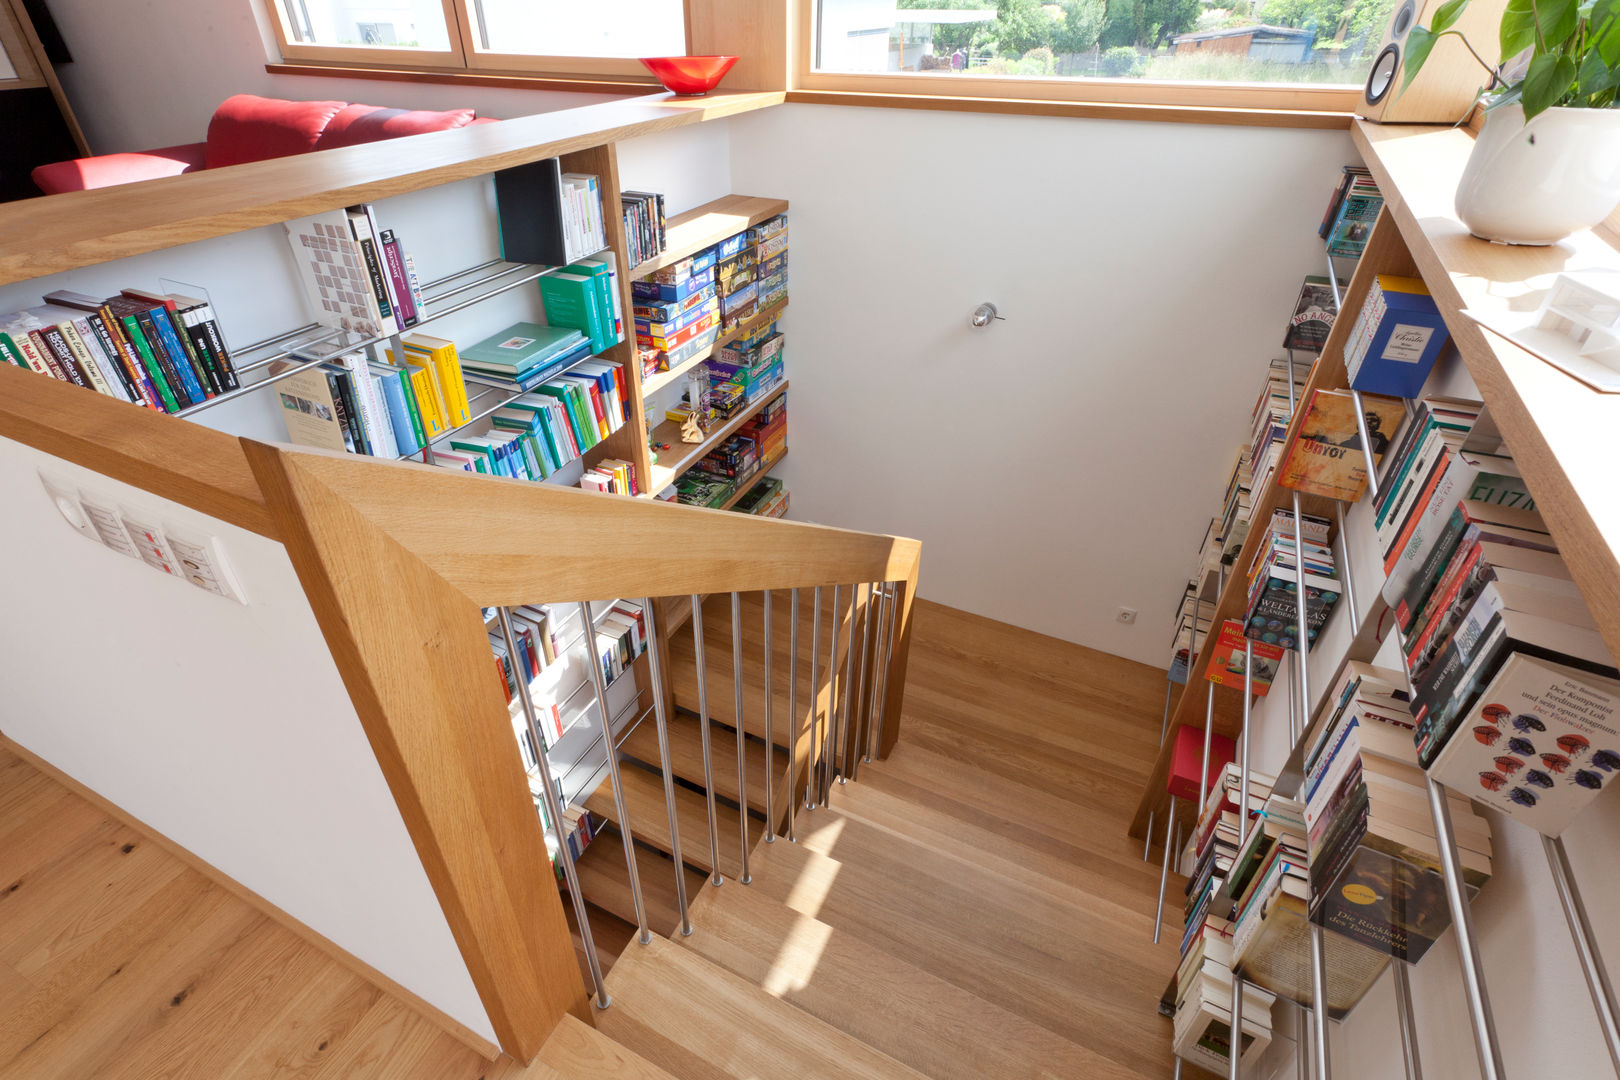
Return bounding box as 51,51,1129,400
642,597,692,936
690,595,725,887
806,587,822,812
730,592,752,884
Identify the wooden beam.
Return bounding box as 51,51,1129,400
877,551,921,759
242,439,589,1061
688,0,792,92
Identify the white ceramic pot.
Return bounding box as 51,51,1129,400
1455,103,1620,246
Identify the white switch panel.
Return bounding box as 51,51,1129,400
40,470,248,604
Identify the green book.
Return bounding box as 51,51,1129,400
450,436,501,476
394,367,427,448
459,321,586,375
567,259,618,346
120,315,180,413
538,273,607,354
0,332,24,367
507,396,563,473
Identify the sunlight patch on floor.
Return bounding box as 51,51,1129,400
761,911,834,997
782,815,844,920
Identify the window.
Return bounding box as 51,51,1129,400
265,0,686,77
805,0,1391,110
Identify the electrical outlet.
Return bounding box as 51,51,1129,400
1116,607,1138,624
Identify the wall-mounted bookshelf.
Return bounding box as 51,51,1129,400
647,382,789,493
627,194,788,280
639,296,789,400
718,446,788,511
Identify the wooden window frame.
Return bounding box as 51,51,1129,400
261,0,671,85
793,0,1362,116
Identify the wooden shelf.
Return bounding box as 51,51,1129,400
717,446,788,511
639,297,790,400
626,194,788,280
646,381,789,494
1353,120,1620,664
0,90,784,288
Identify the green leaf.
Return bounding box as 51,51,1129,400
1487,82,1526,109
1403,25,1442,87
1592,0,1620,67
1534,0,1581,48
1430,0,1472,33
1522,51,1578,118
1577,50,1619,97
1501,0,1539,59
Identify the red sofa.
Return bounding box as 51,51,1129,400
32,94,497,195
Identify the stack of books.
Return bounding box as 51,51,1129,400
1168,581,1211,685
622,189,667,267
634,247,720,375
579,457,641,495
1304,658,1494,965
1243,508,1341,651
715,231,757,331
1220,446,1254,561
284,204,428,340
1174,763,1278,1075
751,212,788,309
455,361,628,480
1320,166,1383,260
0,289,239,412
711,321,784,405
1345,275,1450,398
740,392,787,461
733,476,789,517
1247,358,1312,501
457,321,593,393
538,258,625,355
592,599,648,685
494,161,609,266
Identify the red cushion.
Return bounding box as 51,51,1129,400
31,142,207,194
205,93,347,169
313,103,478,150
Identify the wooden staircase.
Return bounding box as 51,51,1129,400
555,598,1183,1080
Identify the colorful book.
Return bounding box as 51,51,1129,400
1276,388,1406,502
1282,275,1341,353
1204,620,1285,696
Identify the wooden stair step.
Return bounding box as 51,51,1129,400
597,934,929,1080
583,763,761,881
537,1013,679,1080
571,823,706,938
665,589,877,753
618,709,794,824
681,875,1143,1080
743,806,1174,1073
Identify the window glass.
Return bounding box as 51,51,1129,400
279,0,454,51
469,0,686,57
813,0,1396,86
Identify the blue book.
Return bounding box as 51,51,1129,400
143,308,208,404
379,371,421,456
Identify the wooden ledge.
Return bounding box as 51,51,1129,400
784,89,1354,130
265,61,660,96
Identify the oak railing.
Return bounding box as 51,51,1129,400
0,361,920,1062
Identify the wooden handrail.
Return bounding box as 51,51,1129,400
0,90,783,287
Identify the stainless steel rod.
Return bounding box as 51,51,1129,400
497,608,608,1007
1308,923,1331,1080
731,592,752,884
1238,639,1253,854
691,595,725,886
1144,810,1155,862
421,256,505,291
1153,795,1176,945
836,583,859,788
1292,490,1312,737
807,587,822,811
867,583,895,762
1231,968,1245,1080
1158,677,1175,745
641,597,691,936
848,581,875,783
787,589,799,842
875,581,900,759
1392,963,1423,1080
1334,501,1358,631
1199,684,1215,812
580,601,649,945
763,590,776,843
232,320,322,357
1544,833,1620,1076
824,584,843,802
1349,390,1381,500
1426,776,1506,1079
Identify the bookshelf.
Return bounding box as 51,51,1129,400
718,446,789,511
639,295,790,400
647,382,790,493
627,194,789,280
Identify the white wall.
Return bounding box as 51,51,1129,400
728,104,1354,667
44,0,621,154
1231,350,1620,1079
0,434,497,1045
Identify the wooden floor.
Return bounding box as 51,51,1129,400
0,597,1190,1079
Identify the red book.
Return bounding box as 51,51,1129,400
1168,723,1237,802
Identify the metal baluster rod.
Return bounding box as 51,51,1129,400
787,589,800,842
848,581,876,783
807,587,822,811
857,583,884,772
1392,964,1423,1080
867,583,895,763
497,608,609,1007
641,598,692,936
1153,796,1176,945
691,595,725,886
1158,677,1176,746
1427,777,1506,1080
1231,966,1245,1080
1144,810,1155,863
1196,562,1226,812
580,602,650,945
1308,923,1330,1080
877,581,902,758
731,593,752,884
1238,640,1253,853
836,584,859,789
1545,833,1620,1076
763,590,776,844
824,584,843,802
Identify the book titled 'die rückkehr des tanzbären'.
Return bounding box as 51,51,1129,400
1277,388,1406,502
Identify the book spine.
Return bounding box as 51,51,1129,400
57,322,115,397
324,371,359,453
357,235,395,326
337,369,372,454
1394,515,1471,632
86,312,155,408
36,326,88,387
167,308,219,396
119,313,181,412
192,308,238,391
395,366,428,448
379,231,418,327
70,318,132,402
380,370,422,457
177,307,225,396
0,332,23,368
26,329,71,383
136,309,199,407
10,330,53,376
403,252,426,316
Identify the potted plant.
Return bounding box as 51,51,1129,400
1403,0,1620,245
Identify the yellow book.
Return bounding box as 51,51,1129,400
404,333,471,428
386,344,448,437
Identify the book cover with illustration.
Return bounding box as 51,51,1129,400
1244,570,1340,650
1206,620,1286,696
1282,275,1342,353
1427,653,1620,836
1278,389,1407,501
1309,830,1460,964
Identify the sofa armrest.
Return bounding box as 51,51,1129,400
31,142,208,195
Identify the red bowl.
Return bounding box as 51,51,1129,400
640,55,737,96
